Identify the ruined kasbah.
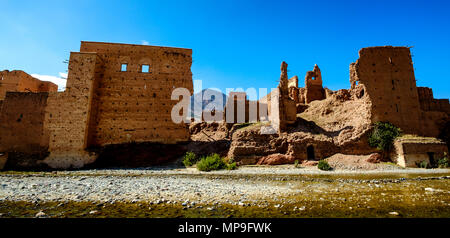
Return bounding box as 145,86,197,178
0,42,448,170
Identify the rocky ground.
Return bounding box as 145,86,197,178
0,165,450,218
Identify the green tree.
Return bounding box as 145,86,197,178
368,122,401,159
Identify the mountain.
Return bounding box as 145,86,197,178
189,89,227,120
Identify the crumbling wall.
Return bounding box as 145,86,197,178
351,46,449,137
350,47,423,134
0,92,49,153
224,92,262,123
304,65,325,103
416,87,449,137
42,52,102,169
0,70,57,100
79,42,193,146
417,87,450,113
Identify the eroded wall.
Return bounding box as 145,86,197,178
43,52,102,168
79,42,193,146
0,92,49,153
0,70,57,99
351,46,449,137
350,47,422,134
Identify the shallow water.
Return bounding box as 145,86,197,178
1,173,449,218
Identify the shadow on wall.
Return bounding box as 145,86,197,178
86,140,231,169
439,121,450,151
86,142,189,168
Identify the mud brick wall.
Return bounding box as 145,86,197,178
43,52,102,168
351,47,422,134
393,140,448,167
79,42,193,145
0,92,49,153
418,87,450,113
0,70,57,99
304,84,325,103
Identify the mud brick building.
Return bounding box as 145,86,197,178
230,46,449,167
391,136,448,167
350,46,450,137
0,42,193,169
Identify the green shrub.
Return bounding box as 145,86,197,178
318,160,332,171
416,160,430,169
226,162,238,170
294,160,300,168
368,122,402,152
182,152,199,167
196,154,227,172
437,153,449,168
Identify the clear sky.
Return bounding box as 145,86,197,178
0,0,449,99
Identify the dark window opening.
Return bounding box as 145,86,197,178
307,145,315,160
17,113,23,122
121,63,128,72
395,104,399,113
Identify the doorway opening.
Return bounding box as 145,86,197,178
307,145,315,160
427,152,435,167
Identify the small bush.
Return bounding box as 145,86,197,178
416,160,430,169
182,152,199,167
318,160,332,171
437,153,449,168
368,122,402,152
226,162,238,170
196,154,227,172
294,160,300,168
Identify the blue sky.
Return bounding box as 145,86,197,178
0,0,449,99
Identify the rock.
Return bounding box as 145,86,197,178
35,211,47,218
389,211,400,216
257,154,296,165
424,187,443,192
89,210,98,215
238,202,245,206
302,160,319,167
367,153,382,164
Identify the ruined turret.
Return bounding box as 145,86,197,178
277,61,297,132
304,64,325,103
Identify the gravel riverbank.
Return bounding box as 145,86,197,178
1,166,450,217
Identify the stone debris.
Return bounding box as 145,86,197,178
35,210,47,218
